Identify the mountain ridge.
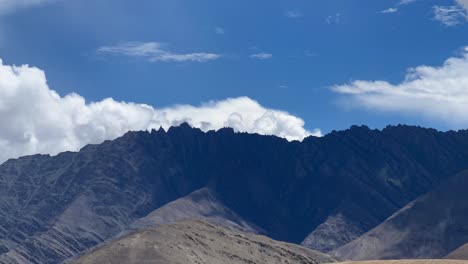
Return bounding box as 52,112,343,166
2,123,468,263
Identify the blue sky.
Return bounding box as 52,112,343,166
0,0,467,161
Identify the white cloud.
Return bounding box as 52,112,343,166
389,0,468,25
431,0,468,26
214,27,225,35
0,59,320,163
379,0,417,15
98,42,221,63
285,11,303,18
398,0,418,5
332,47,468,126
250,53,273,60
384,0,468,25
380,8,398,14
433,5,467,26
0,0,57,15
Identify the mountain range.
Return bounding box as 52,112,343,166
1,123,468,263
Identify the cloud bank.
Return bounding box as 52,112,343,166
0,59,320,163
98,42,221,63
333,47,468,125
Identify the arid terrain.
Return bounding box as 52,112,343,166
72,220,335,264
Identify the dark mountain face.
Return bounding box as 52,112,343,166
2,124,468,263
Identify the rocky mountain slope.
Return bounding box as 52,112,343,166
332,170,468,260
72,220,335,264
446,244,468,260
3,124,468,263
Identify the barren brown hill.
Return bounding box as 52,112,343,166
72,220,335,264
130,187,261,233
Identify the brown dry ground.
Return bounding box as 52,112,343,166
73,220,336,264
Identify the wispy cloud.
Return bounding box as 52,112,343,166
0,0,59,15
214,27,225,35
380,7,398,14
380,0,418,15
250,53,273,60
288,50,318,59
305,50,317,57
285,11,303,18
398,0,418,6
326,13,341,24
381,0,468,23
98,42,221,63
433,5,467,26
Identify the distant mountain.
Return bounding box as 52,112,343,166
3,124,468,263
72,220,336,264
447,244,468,260
332,170,468,260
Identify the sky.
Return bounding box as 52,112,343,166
0,0,467,161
